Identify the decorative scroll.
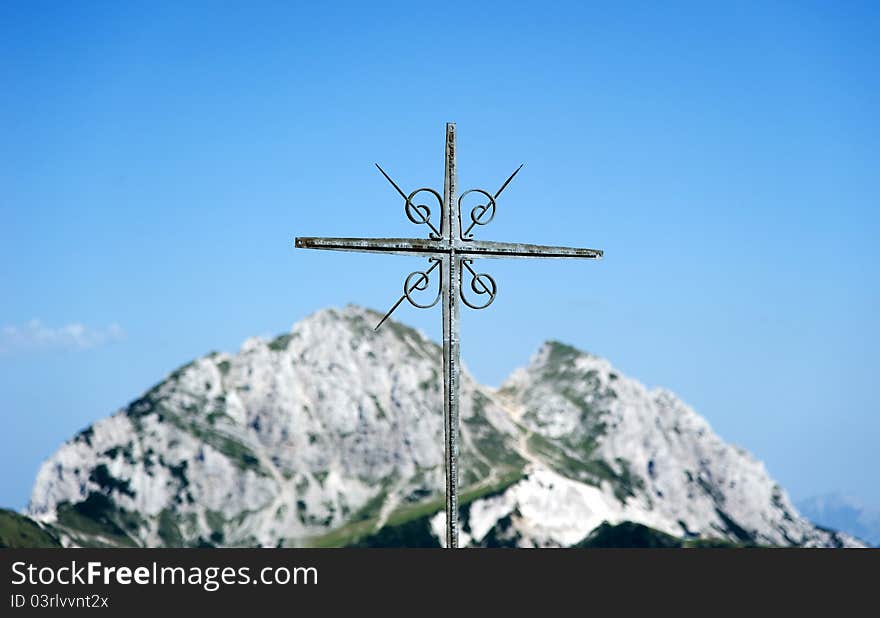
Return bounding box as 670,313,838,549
374,258,442,330
404,188,443,239
460,258,497,310
458,189,497,240
376,164,443,239
404,258,442,308
458,164,523,241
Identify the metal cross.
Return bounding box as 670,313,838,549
294,123,602,548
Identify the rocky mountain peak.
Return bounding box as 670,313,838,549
25,305,862,548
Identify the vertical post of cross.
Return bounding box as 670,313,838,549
441,122,460,548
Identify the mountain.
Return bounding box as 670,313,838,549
797,494,879,547
25,305,861,548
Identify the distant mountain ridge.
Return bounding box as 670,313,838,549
797,494,879,547
24,305,861,548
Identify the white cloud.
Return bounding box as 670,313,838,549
0,319,126,352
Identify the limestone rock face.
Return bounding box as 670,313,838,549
27,306,861,548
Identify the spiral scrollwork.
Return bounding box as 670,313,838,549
460,258,497,310
404,188,443,240
458,189,497,240
375,164,444,240
457,164,523,241
404,258,442,308
374,258,442,330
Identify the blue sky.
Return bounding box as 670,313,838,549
1,1,877,511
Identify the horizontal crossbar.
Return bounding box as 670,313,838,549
294,237,603,260
460,240,603,260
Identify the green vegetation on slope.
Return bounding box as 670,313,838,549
55,493,142,548
0,509,62,548
306,470,525,548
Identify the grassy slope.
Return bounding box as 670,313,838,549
305,471,525,548
0,509,62,548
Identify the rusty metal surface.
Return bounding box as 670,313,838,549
441,123,460,550
459,240,603,259
293,123,603,548
294,237,441,255
294,237,603,259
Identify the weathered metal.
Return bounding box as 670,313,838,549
294,123,603,548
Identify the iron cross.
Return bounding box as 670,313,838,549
294,123,602,548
